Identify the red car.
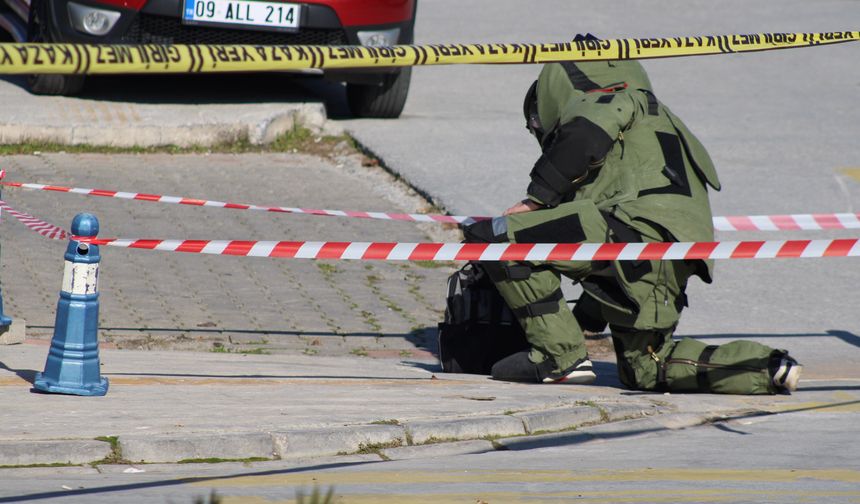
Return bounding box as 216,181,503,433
0,0,416,117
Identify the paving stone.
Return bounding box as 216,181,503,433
119,433,276,464
600,402,662,422
0,320,25,345
0,440,111,466
514,406,603,434
272,425,406,459
405,416,526,445
0,153,457,359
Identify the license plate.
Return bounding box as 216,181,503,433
182,0,301,31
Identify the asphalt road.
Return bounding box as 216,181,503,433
3,396,858,503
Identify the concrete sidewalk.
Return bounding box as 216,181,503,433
0,74,337,147
2,341,849,467
0,152,458,358
0,152,855,472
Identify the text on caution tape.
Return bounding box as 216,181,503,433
0,31,856,74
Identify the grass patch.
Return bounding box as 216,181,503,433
383,300,404,314
0,127,353,156
412,260,457,269
420,436,462,445
296,485,336,504
234,338,269,345
0,462,76,469
193,490,224,504
338,440,402,460
316,263,338,275
177,457,271,464
210,342,270,355
530,425,580,436
238,348,271,355
92,436,127,465
0,142,180,156
210,343,230,353
354,440,402,455
94,435,119,451
350,347,369,357
269,124,313,151
597,406,610,423
360,310,382,332
574,400,610,423
370,419,401,425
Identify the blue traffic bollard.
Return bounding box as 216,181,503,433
0,292,11,327
34,213,108,396
0,185,12,327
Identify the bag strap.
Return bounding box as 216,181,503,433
696,345,719,392
504,264,533,280
511,289,564,318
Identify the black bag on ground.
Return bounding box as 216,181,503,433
437,262,529,374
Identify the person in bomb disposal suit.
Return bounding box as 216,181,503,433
463,54,801,393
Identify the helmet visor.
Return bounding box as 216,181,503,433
523,80,545,143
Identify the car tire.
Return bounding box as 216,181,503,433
26,0,86,96
346,67,411,119
28,73,86,95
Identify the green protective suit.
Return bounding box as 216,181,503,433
472,60,782,394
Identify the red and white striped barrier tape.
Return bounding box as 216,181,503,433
712,214,860,231
0,200,68,240
77,237,860,261
3,177,859,231
2,199,857,261
0,179,472,224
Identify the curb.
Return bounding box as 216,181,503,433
0,401,701,467
273,425,405,460
0,320,25,345
513,405,603,434
0,440,111,467
0,103,335,148
120,433,276,464
404,415,525,445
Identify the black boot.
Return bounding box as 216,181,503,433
491,351,596,384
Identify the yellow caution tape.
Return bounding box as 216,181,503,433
0,31,856,74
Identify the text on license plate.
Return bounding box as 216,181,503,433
183,0,301,30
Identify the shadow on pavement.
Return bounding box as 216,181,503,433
0,459,380,503
0,75,27,89
500,424,664,452
799,384,860,391
102,371,436,380
503,397,860,453
0,361,37,385
592,360,623,388
680,330,860,349
29,324,439,356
